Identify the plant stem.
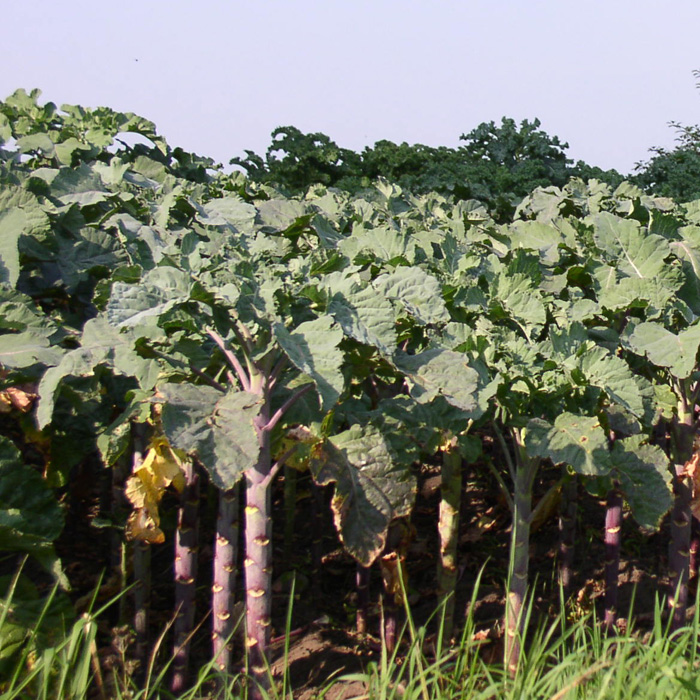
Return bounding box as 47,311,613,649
669,398,694,629
130,424,150,679
245,409,273,698
171,460,200,694
437,438,462,641
558,472,577,596
356,564,370,635
310,482,325,596
283,465,297,572
603,486,622,630
212,485,240,674
505,431,537,677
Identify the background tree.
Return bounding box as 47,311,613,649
232,118,622,220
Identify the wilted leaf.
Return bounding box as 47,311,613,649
309,424,414,566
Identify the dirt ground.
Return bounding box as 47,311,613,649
45,453,683,700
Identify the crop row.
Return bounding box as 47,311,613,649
1,90,700,696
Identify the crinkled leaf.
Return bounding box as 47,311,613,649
326,274,397,355
610,436,671,529
493,272,546,340
526,413,612,476
37,318,159,428
273,316,344,410
395,348,479,414
578,345,653,419
160,384,262,490
309,424,414,566
107,267,193,328
0,436,64,567
626,322,700,379
0,330,61,369
592,212,671,279
373,267,449,325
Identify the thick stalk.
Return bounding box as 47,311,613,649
212,485,240,674
282,465,297,572
505,437,536,677
171,460,200,694
558,472,577,596
669,468,692,628
245,411,273,697
669,397,694,629
437,439,462,640
110,455,129,624
690,517,700,583
310,482,325,595
130,424,150,675
356,565,370,635
603,486,623,630
379,551,404,655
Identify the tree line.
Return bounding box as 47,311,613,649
232,116,700,219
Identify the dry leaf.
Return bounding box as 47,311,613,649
380,552,407,605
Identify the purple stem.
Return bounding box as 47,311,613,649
558,473,578,596
669,401,694,630
212,485,240,675
603,486,622,630
356,565,370,635
171,460,200,694
130,424,150,678
244,410,273,698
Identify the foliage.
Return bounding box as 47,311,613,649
4,88,700,692
232,118,624,220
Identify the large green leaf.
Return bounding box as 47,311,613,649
326,274,397,355
526,413,612,476
577,345,653,419
492,272,546,340
273,316,344,410
37,318,159,428
610,436,671,529
160,384,262,490
373,267,450,325
395,348,479,414
309,424,414,566
0,330,61,369
0,187,50,287
592,213,670,279
106,267,193,328
625,321,700,379
0,436,65,576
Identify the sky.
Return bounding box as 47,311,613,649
3,0,700,175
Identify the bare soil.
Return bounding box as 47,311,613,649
42,451,681,699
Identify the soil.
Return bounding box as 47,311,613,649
22,448,688,699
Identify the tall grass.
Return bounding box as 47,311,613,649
2,569,700,700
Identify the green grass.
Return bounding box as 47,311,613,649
2,571,700,700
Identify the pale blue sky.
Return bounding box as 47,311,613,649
3,1,700,174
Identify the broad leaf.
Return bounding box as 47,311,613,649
395,348,479,414
0,436,65,579
611,436,671,529
160,384,262,490
309,424,414,566
626,322,700,379
273,316,344,410
526,413,612,475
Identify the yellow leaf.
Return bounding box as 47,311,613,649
126,509,165,544
140,436,186,492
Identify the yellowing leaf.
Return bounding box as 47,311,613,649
124,435,188,542
140,436,186,493
126,509,165,544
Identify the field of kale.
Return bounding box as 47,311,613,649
2,88,700,699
